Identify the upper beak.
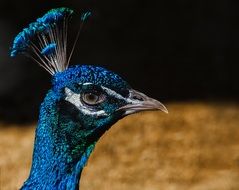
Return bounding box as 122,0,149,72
118,89,168,116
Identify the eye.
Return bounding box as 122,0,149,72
82,92,105,105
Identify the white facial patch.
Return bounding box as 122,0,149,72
64,87,108,117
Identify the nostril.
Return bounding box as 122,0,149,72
132,95,144,101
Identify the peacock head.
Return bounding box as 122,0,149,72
51,64,167,143
10,7,168,162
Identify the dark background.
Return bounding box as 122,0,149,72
0,0,239,123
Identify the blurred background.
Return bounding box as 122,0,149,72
0,0,239,190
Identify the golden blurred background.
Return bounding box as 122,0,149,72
1,102,239,190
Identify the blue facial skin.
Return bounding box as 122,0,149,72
21,65,132,190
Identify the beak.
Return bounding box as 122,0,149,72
117,89,168,116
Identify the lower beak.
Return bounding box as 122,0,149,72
118,89,168,116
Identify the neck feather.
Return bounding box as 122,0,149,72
21,90,95,190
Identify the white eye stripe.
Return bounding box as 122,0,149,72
81,83,130,103
100,86,141,104
64,87,108,117
64,84,139,117
101,86,125,101
82,82,93,86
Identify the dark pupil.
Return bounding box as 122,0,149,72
86,93,98,103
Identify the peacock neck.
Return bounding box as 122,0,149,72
21,90,95,190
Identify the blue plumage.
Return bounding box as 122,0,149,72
37,7,73,24
52,65,130,93
10,7,92,75
10,8,74,59
11,7,168,190
41,43,56,56
11,31,29,57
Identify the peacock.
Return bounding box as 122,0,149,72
10,7,168,190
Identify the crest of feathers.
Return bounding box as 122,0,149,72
10,8,91,75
